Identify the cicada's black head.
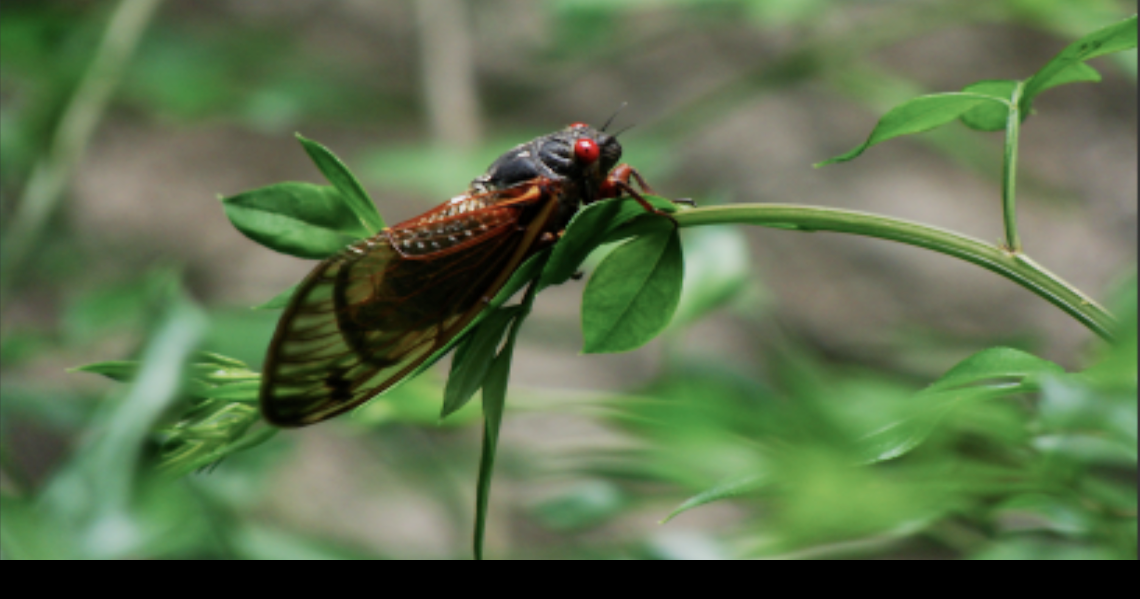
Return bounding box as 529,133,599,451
475,123,622,194
536,123,622,181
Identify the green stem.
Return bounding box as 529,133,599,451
1002,81,1025,253
0,0,164,307
673,204,1117,341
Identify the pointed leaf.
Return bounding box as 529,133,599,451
855,347,1065,464
662,474,767,524
1022,15,1137,111
926,346,1064,392
816,93,1005,166
442,307,520,419
1032,62,1102,94
296,134,386,233
582,228,684,354
194,352,249,369
222,182,368,259
960,80,1018,132
540,195,677,288
473,300,529,561
855,386,996,464
70,360,139,383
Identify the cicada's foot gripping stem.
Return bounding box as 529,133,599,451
599,164,693,227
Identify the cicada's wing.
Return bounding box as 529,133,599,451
260,185,552,427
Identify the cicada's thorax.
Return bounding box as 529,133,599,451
471,126,623,233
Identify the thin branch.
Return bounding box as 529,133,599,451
674,204,1116,341
0,0,165,305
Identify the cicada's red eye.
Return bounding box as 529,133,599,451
569,122,589,129
574,138,601,164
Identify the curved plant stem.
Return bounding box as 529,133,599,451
1002,81,1025,253
0,0,164,306
673,204,1117,341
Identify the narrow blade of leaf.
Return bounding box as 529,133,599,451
296,134,386,234
661,474,767,524
442,307,520,419
816,93,1004,166
855,347,1065,464
855,385,1022,464
581,229,684,354
473,306,527,561
926,346,1065,392
222,182,367,259
70,360,139,382
194,352,249,369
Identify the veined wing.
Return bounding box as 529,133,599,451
260,184,555,427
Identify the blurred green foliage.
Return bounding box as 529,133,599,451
0,0,1135,559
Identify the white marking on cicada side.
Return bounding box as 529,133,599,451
348,246,365,255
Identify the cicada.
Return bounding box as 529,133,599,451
260,122,668,427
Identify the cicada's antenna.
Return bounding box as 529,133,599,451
601,102,629,133
612,124,636,138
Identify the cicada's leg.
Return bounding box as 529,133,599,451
596,164,694,217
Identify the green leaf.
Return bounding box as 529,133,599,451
816,93,1005,166
194,352,250,369
197,380,262,402
960,80,1018,132
73,356,262,400
926,346,1064,392
855,347,1065,463
1032,62,1102,94
855,385,1010,464
252,284,297,310
473,297,530,561
222,182,368,259
70,360,139,383
296,134,386,233
442,307,520,420
1022,15,1138,112
661,474,767,524
540,195,677,288
581,228,684,354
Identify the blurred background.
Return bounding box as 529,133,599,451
1,0,1135,559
